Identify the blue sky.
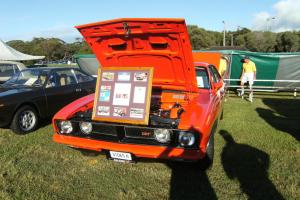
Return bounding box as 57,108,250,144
1,0,298,43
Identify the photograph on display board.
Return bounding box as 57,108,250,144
113,107,127,117
113,83,131,106
118,72,131,81
102,72,114,81
133,86,146,104
97,106,110,116
130,108,144,118
99,85,111,102
92,67,153,125
134,72,148,82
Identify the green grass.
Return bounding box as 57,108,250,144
0,94,299,200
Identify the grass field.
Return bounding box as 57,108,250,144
0,94,299,200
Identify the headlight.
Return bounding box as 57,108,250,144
178,132,195,146
154,129,171,143
79,121,93,135
59,120,73,134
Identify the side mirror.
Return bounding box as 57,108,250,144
213,81,223,90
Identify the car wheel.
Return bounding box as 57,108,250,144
204,134,214,166
196,133,214,170
220,108,224,120
10,105,39,134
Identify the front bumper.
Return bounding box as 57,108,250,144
53,134,204,161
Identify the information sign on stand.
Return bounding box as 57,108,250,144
92,67,153,125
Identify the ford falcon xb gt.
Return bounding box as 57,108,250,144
53,18,225,167
0,67,95,134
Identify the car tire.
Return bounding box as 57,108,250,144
10,105,39,134
196,132,215,170
203,133,214,168
220,108,224,120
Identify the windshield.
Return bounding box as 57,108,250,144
5,69,49,86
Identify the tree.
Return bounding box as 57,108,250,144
6,26,300,60
187,25,221,50
276,32,299,52
7,40,30,54
262,32,276,52
244,32,257,51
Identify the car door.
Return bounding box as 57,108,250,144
209,65,224,119
44,69,84,116
73,69,96,95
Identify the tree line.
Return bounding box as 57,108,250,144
7,37,92,62
7,25,300,61
188,25,300,52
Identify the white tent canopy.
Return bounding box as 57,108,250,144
0,40,45,61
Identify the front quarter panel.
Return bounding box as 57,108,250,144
0,88,45,126
179,91,219,153
53,93,95,121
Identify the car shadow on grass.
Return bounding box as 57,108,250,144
78,147,217,200
256,98,300,141
219,130,284,200
166,161,217,200
158,145,217,200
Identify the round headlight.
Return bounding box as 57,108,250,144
154,129,171,143
59,120,73,134
178,132,195,146
79,121,93,135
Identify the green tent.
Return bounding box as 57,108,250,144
195,50,300,88
74,51,300,89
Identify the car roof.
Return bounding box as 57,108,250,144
194,62,210,67
0,61,26,69
21,67,79,71
0,60,23,64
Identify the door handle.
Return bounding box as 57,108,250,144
75,88,82,92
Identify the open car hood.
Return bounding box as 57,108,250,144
76,18,198,92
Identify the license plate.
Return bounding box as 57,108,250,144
109,151,133,162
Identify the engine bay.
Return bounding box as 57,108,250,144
74,89,193,129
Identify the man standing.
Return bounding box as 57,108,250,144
240,56,256,102
219,56,228,77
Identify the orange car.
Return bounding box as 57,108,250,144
52,18,225,167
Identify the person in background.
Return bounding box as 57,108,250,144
240,56,256,102
219,56,228,77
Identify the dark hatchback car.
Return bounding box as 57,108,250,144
0,67,96,134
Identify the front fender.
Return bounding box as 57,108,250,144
53,93,95,121
178,92,218,153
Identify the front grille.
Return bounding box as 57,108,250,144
61,120,199,149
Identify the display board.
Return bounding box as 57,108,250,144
92,67,153,125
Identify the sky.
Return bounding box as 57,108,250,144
1,0,299,43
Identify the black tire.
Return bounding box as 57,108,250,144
220,108,224,120
10,105,39,134
196,132,215,170
203,134,214,167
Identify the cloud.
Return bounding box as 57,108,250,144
3,25,81,43
253,0,300,32
37,26,81,42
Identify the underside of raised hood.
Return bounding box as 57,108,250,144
76,18,198,92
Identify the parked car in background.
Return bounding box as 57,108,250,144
26,64,48,68
0,61,26,84
0,67,96,134
53,18,225,168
